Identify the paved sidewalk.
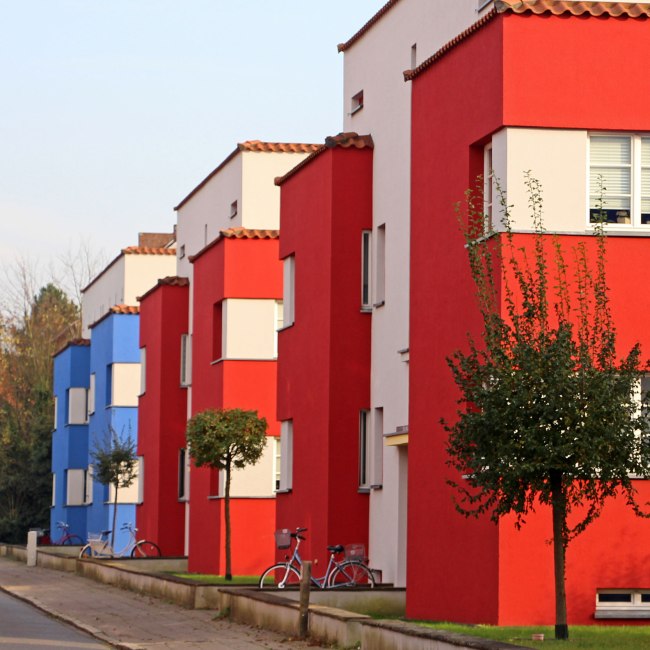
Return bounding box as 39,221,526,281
0,558,327,649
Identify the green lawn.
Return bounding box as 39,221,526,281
167,573,259,585
418,623,650,649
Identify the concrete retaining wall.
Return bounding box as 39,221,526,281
282,586,405,617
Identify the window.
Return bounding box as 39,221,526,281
68,388,88,425
410,43,417,69
371,407,384,487
88,374,95,416
230,200,238,218
204,224,208,246
274,301,284,357
484,144,494,233
66,469,85,506
178,448,188,500
351,90,364,115
52,474,56,507
359,410,370,488
589,135,650,226
139,348,146,395
179,244,186,259
361,231,372,310
212,302,223,361
374,224,386,307
108,457,143,504
283,255,295,327
53,396,58,430
273,437,281,491
596,590,650,618
180,334,191,386
109,364,140,407
84,466,93,504
279,420,293,491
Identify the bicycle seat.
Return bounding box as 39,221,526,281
328,544,345,554
101,530,111,536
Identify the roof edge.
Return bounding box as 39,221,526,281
338,0,401,52
188,228,279,264
53,338,90,358
137,276,190,303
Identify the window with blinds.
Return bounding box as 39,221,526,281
589,135,650,226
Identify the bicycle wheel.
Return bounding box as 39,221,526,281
78,544,93,559
131,541,162,557
328,561,375,588
63,535,84,546
259,563,301,589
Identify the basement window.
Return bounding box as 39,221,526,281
595,590,650,619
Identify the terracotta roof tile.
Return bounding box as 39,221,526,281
498,0,650,17
220,227,279,239
138,232,175,248
275,133,374,186
174,141,319,211
238,141,321,154
137,276,190,302
110,305,140,315
404,2,650,83
52,337,90,358
122,246,176,255
338,0,401,52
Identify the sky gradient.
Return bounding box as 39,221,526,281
0,0,384,276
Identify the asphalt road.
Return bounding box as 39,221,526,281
0,589,110,649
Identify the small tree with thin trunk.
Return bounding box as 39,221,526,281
444,174,650,640
186,408,267,580
91,428,138,550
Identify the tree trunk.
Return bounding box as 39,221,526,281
111,483,119,553
550,470,569,641
225,458,232,581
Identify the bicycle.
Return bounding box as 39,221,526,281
258,527,375,589
41,521,84,546
79,523,161,558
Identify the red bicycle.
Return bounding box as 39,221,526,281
45,521,84,546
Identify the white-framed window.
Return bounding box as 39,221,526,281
484,144,494,233
283,255,295,327
361,230,372,310
351,90,364,115
273,436,281,492
108,364,140,407
371,407,384,487
139,347,146,396
279,420,293,491
88,374,96,416
180,334,191,386
108,456,143,504
68,388,88,425
374,224,386,307
51,473,56,507
53,396,58,430
66,468,85,506
359,410,370,488
84,465,94,504
588,134,650,226
274,301,284,358
595,589,650,619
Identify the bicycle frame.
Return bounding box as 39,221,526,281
90,524,138,558
278,533,346,589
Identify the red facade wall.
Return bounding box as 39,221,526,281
137,282,188,556
409,11,650,625
277,146,372,566
188,236,281,574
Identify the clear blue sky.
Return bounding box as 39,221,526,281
0,1,384,272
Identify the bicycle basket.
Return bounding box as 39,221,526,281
87,533,106,553
344,543,366,561
274,529,292,550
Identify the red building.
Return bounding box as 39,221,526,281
275,133,374,567
136,276,189,556
187,227,283,574
408,0,650,625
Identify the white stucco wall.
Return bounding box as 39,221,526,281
342,0,493,587
493,127,589,233
81,256,126,336
123,254,176,305
223,299,278,360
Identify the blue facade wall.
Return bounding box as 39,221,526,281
50,343,90,541
86,312,141,550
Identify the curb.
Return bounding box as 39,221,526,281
0,583,144,650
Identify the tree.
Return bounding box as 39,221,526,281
444,174,650,641
0,283,79,542
91,428,138,550
186,408,268,580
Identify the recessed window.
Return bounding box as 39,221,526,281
410,43,417,69
374,224,386,307
66,469,85,506
53,396,58,430
139,348,146,396
84,466,94,504
279,420,293,491
178,448,187,500
589,135,650,226
274,301,284,357
67,388,88,425
484,144,494,233
230,200,238,218
88,374,96,416
596,590,650,619
180,334,191,386
371,407,384,487
212,302,223,361
351,90,364,115
359,410,370,488
179,244,186,259
273,437,281,492
361,231,372,310
283,255,295,327
204,224,208,246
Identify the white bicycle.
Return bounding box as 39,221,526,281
79,523,161,558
